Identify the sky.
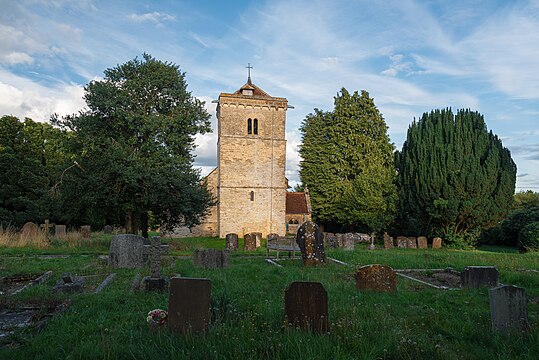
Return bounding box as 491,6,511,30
1,0,539,191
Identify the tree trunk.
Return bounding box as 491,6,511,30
141,212,148,239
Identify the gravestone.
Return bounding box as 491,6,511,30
335,233,344,248
295,221,326,266
43,220,50,238
326,233,338,249
355,264,397,292
243,233,256,251
407,237,417,249
108,234,146,268
253,232,262,248
193,249,229,269
461,266,499,288
168,277,211,334
225,233,239,251
284,282,328,333
53,273,84,293
417,236,428,249
20,222,39,239
367,233,376,250
489,285,529,334
397,236,407,248
55,224,66,238
142,236,170,291
103,225,113,234
432,237,442,249
383,232,393,250
81,225,91,239
342,233,355,250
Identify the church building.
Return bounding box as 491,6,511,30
193,73,311,238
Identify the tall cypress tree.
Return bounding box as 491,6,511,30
395,108,516,243
299,88,396,232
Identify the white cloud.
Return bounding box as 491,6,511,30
128,12,175,24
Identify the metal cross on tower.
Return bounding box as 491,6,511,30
246,63,253,84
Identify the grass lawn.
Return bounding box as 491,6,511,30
0,234,538,359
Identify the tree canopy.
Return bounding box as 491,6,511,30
299,88,396,232
395,108,516,245
53,53,212,234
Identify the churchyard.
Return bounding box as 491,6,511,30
0,227,538,359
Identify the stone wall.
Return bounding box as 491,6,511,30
191,169,218,237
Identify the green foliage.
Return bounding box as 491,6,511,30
52,54,212,231
439,227,481,249
395,108,516,241
514,190,539,209
498,207,539,247
518,221,539,253
299,88,397,232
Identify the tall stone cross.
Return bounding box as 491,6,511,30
143,236,170,279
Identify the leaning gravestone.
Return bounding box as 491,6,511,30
193,249,229,269
407,237,417,249
461,266,499,288
20,222,39,240
383,232,394,250
397,236,407,248
355,264,397,292
285,281,328,333
81,225,91,239
55,225,66,238
417,236,428,249
432,237,442,249
108,234,146,268
489,285,529,334
168,277,211,334
225,233,239,251
103,225,113,234
141,236,170,291
244,233,256,251
342,233,355,250
295,221,326,266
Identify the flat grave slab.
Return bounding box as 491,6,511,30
396,268,461,289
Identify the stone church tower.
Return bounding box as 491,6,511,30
193,75,290,238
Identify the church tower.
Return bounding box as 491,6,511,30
216,74,288,237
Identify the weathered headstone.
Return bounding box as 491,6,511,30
355,264,397,292
168,277,211,334
225,233,239,251
55,224,66,238
326,233,338,249
284,281,328,333
407,237,417,249
417,236,428,249
253,232,262,248
295,221,326,266
461,266,499,288
383,232,393,250
335,233,344,248
103,225,113,234
193,249,229,269
81,225,91,239
142,236,170,291
397,236,408,248
367,233,376,250
108,234,146,268
20,222,39,239
489,285,529,334
243,233,256,251
432,237,442,249
342,233,355,250
53,273,84,293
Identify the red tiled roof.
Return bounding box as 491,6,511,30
233,82,272,98
286,192,309,214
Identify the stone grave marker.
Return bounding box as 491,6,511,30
193,249,229,269
383,232,393,250
325,233,338,249
20,222,39,240
417,236,428,249
489,285,529,334
243,233,256,251
108,234,146,268
81,225,91,239
103,225,113,234
284,281,328,333
253,232,262,248
225,233,239,251
367,233,376,250
53,273,84,294
342,233,355,250
461,266,499,288
335,233,344,248
407,237,417,249
397,236,407,248
55,224,66,238
355,264,397,292
295,221,326,266
432,237,442,249
142,236,170,291
168,277,211,334
42,220,50,238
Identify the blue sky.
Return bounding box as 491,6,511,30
1,0,539,190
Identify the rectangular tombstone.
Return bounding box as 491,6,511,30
355,264,397,292
55,224,66,238
225,233,238,251
461,266,499,288
383,233,393,250
489,285,529,334
342,233,355,250
168,277,211,334
193,249,229,269
81,225,91,238
397,236,408,248
253,232,262,248
108,234,146,268
243,233,256,251
417,236,428,249
407,237,417,249
285,281,328,333
432,237,442,249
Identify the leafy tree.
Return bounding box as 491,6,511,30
53,54,212,235
513,190,539,210
299,88,397,232
395,109,516,246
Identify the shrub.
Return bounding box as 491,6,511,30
517,221,539,253
439,227,481,249
499,207,539,246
